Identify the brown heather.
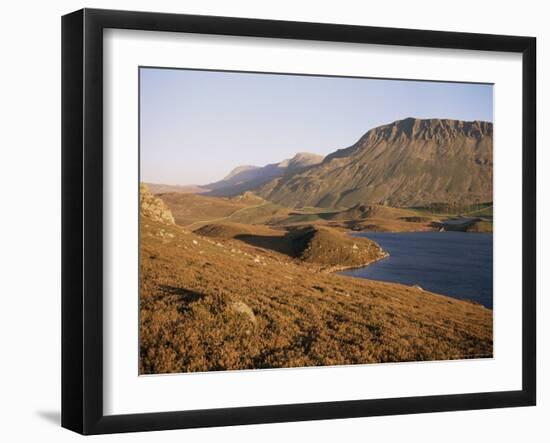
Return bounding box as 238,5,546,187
139,202,493,374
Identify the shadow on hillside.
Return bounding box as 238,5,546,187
234,233,295,256
287,211,339,220
329,220,365,231
160,285,206,312
235,226,316,258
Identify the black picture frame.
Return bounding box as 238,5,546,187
62,8,536,435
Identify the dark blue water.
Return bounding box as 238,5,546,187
342,231,493,308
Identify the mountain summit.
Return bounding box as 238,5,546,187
278,152,326,170
222,165,259,181
207,152,324,197
258,118,493,208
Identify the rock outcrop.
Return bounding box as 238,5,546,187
140,183,175,225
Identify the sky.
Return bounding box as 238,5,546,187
140,68,493,186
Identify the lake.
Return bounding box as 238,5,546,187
341,231,493,308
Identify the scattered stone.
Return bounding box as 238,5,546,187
192,240,198,245
230,301,257,325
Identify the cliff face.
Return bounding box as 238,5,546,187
258,118,493,208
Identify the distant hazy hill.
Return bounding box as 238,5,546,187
258,118,493,208
206,152,324,197
146,182,209,195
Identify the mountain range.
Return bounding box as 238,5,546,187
205,152,324,196
258,118,493,208
151,118,493,209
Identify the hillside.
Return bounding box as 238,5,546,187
292,226,387,270
157,192,254,226
258,118,493,208
157,192,291,228
327,204,418,221
206,152,324,196
195,223,387,270
194,222,280,241
265,203,436,232
323,204,436,232
140,187,493,374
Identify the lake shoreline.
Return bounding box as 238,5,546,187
324,250,390,274
341,230,494,309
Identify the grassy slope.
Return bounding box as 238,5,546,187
327,205,437,232
273,204,437,232
194,222,279,240
408,202,493,219
195,223,387,270
158,192,493,237
466,220,493,233
158,192,437,232
159,192,291,228
140,216,493,374
466,205,493,218
158,192,249,225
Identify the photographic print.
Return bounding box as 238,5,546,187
139,68,493,375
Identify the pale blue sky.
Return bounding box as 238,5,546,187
140,68,493,185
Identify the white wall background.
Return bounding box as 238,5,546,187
0,0,546,441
